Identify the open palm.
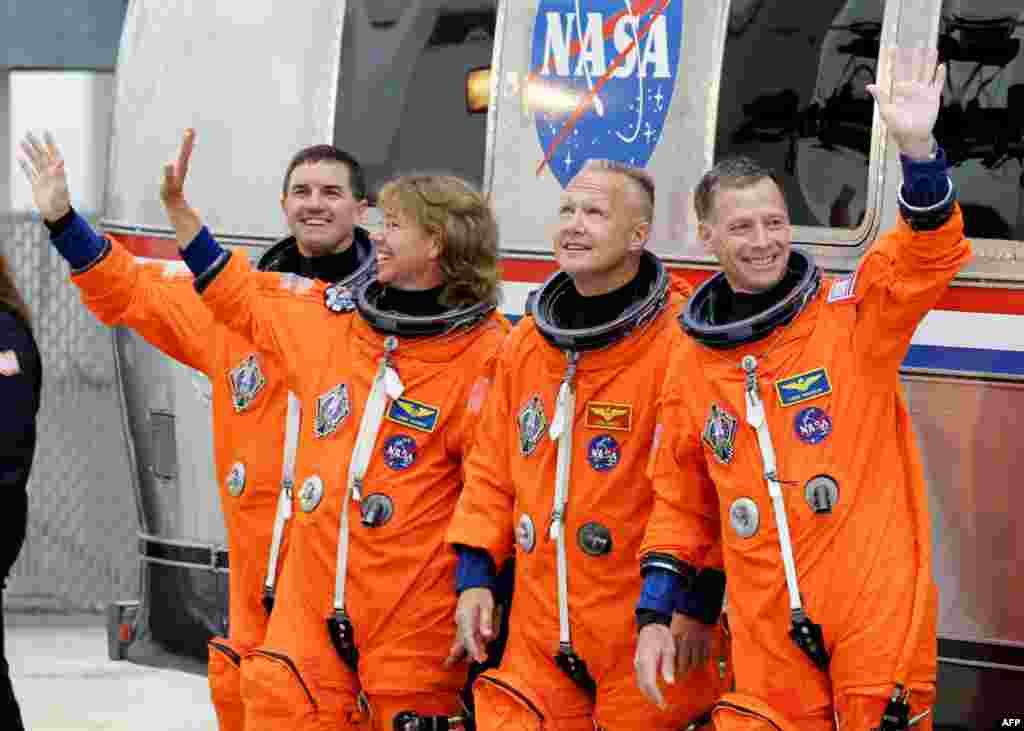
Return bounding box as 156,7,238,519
867,47,946,159
18,131,71,222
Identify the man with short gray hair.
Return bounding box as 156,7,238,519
447,159,730,730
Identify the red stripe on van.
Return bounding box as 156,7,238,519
107,233,181,261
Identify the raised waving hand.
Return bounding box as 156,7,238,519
161,128,195,210
18,131,72,222
160,129,203,249
867,46,947,161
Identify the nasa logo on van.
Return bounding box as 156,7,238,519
531,0,684,187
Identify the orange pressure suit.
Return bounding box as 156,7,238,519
62,222,373,731
641,207,969,730
448,255,729,730
191,245,508,731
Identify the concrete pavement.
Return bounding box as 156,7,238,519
6,612,217,731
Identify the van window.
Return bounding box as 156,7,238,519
936,2,1024,241
715,0,884,238
333,6,497,201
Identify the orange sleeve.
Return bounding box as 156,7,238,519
850,205,970,378
71,238,215,374
199,252,328,387
641,354,722,570
444,316,510,462
446,332,518,567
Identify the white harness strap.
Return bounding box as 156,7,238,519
741,355,803,612
333,336,404,613
263,391,301,599
547,352,579,647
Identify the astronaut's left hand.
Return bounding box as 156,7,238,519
866,46,946,161
670,612,714,675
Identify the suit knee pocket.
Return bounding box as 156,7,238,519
242,649,318,718
208,638,243,705
474,676,545,731
712,693,803,731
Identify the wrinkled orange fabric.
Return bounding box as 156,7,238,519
448,287,729,730
198,253,508,731
642,209,969,729
72,240,294,731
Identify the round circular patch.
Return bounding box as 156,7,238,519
729,497,759,539
225,462,246,497
804,474,840,515
577,522,613,557
298,475,324,513
383,435,417,471
324,284,355,313
794,407,832,445
360,493,394,528
587,435,620,472
517,514,536,554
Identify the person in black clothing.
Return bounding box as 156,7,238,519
0,250,41,731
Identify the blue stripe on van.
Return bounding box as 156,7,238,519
903,344,1024,377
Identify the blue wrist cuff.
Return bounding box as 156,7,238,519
899,147,950,209
455,546,496,594
51,212,107,271
182,227,225,277
637,567,681,616
675,568,726,625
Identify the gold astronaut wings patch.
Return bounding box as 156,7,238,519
585,401,632,432
774,367,832,407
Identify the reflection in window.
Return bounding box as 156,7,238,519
335,8,496,201
715,0,883,233
937,1,1024,241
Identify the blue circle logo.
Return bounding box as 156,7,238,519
588,434,621,471
531,0,684,187
794,407,832,445
383,434,418,470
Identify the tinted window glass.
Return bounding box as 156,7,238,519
936,2,1024,241
715,0,884,233
334,8,496,201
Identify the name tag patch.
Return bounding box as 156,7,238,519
386,397,440,433
585,401,632,432
775,368,832,407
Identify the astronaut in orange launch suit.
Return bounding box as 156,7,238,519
154,138,509,731
448,160,729,731
634,49,969,730
18,132,375,731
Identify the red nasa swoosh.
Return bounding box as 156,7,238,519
535,0,673,176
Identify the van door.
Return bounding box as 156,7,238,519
101,0,350,668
